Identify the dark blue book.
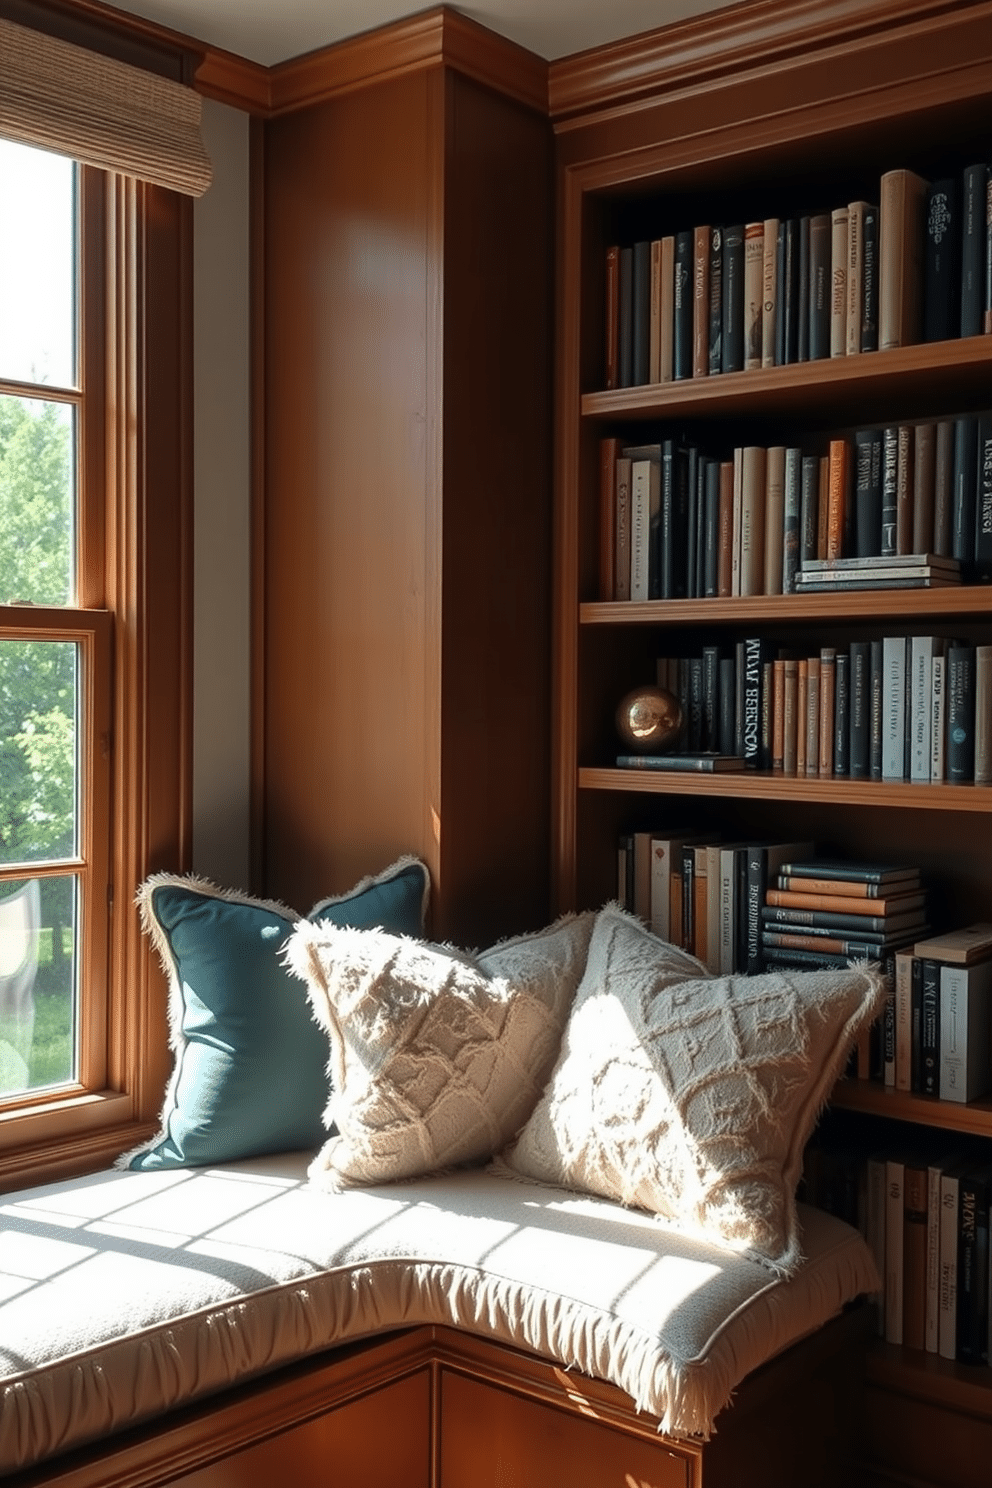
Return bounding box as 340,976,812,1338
952,416,979,575
721,223,745,373
960,163,989,338
947,640,976,782
923,177,961,342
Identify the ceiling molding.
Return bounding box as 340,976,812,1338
194,45,271,112
547,0,983,121
267,7,547,118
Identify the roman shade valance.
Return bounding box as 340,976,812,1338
0,16,211,196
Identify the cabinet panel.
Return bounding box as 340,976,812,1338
166,1370,430,1488
439,1370,692,1488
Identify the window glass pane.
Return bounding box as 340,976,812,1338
0,396,75,605
0,874,76,1098
0,640,77,864
0,140,76,389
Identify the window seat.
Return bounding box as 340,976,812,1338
0,1150,876,1482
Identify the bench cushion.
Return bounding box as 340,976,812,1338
0,1153,877,1473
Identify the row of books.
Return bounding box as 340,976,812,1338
638,636,992,785
616,838,927,976
805,1136,992,1364
598,414,992,603
604,162,992,390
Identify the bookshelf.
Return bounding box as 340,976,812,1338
549,2,992,1483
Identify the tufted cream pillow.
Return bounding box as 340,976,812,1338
500,904,886,1274
284,912,595,1190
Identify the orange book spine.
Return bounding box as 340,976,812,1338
772,658,786,773
827,439,850,560
818,648,836,778
765,887,926,915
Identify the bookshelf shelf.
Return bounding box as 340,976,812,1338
579,767,992,812
580,336,992,424
581,589,992,626
831,1081,992,1139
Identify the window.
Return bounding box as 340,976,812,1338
0,144,193,1187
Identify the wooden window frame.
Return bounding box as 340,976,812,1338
0,165,193,1190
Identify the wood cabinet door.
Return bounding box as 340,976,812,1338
166,1369,430,1488
438,1370,693,1488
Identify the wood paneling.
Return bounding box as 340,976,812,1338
261,60,552,945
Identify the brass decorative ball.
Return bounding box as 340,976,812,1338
615,685,684,754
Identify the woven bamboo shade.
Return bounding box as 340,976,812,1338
0,17,211,196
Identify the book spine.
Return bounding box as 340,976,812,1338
598,437,619,601
618,244,634,386
708,226,723,375
743,221,764,370
931,649,946,782
849,640,870,779
818,648,836,778
826,439,850,560
846,201,866,357
869,637,884,779
881,425,899,556
830,205,848,357
879,168,926,350
919,957,940,1097
913,421,937,554
797,214,811,362
763,446,785,597
605,244,620,388
649,238,663,383
854,429,882,559
903,1162,928,1351
673,229,693,380
975,643,992,785
886,1157,905,1345
808,212,831,360
834,650,850,777
861,201,880,351
659,235,675,382
934,417,955,554
692,225,711,378
960,163,989,338
923,177,960,342
946,640,976,782
739,447,767,596
882,634,908,782
974,412,992,582
632,239,651,384
781,218,799,364
956,1171,990,1365
782,446,802,593
939,1168,960,1359
721,224,745,373
895,950,915,1092
761,217,779,368
896,424,914,555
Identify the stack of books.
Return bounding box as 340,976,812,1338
892,924,992,1101
761,860,928,971
795,553,962,592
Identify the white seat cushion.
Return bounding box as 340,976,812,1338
0,1153,877,1471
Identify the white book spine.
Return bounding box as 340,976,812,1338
885,1158,905,1345
881,634,907,781
718,847,738,974
940,960,992,1103
938,1170,960,1360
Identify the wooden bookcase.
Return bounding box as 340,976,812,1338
548,3,992,1483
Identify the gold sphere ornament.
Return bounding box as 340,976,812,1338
615,685,684,754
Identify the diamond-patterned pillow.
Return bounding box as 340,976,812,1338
283,912,595,1188
500,903,886,1274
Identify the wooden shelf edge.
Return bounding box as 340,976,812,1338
830,1080,992,1139
580,589,992,625
578,767,992,811
580,337,992,422
865,1337,992,1416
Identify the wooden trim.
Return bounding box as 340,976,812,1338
194,47,271,113
267,6,547,118
548,0,988,121
248,113,266,895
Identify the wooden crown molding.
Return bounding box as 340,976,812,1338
547,0,989,123
266,6,547,117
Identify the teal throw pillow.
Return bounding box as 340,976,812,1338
118,856,430,1171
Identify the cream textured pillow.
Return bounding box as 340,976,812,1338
284,912,595,1190
500,904,886,1274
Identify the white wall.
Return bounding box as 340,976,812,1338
192,99,252,888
